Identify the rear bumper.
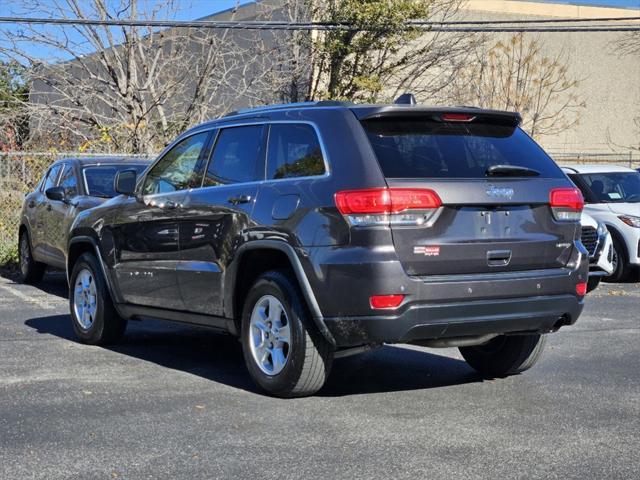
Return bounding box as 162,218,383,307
306,242,588,347
324,294,584,347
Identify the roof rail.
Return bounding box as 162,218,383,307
224,100,353,117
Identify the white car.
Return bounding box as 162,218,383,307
563,165,640,281
580,212,613,292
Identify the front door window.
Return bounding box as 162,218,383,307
142,132,210,195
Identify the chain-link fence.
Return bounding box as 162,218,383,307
0,152,149,267
1,149,639,268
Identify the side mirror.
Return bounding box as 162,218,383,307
45,186,67,203
115,169,138,196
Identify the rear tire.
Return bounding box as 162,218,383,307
18,231,45,284
241,270,333,398
586,276,601,293
69,253,126,345
605,237,629,283
460,334,546,377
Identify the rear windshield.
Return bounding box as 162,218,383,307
83,165,147,197
362,119,563,179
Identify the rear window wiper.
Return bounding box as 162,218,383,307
485,165,540,177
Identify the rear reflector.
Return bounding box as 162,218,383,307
370,294,405,309
441,113,476,122
550,188,584,222
576,282,587,296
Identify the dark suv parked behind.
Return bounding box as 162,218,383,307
66,100,588,397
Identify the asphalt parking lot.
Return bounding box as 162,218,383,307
0,272,639,480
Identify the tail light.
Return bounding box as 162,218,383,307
576,282,587,297
335,188,442,226
550,188,583,222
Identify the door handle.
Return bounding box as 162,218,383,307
228,195,252,205
487,249,511,267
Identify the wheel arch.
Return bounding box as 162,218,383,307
226,240,334,346
67,235,123,308
18,222,33,250
605,224,630,262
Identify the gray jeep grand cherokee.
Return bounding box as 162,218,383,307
66,99,589,397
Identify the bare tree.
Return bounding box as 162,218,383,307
616,31,640,57
260,1,314,103
606,117,640,154
449,33,585,139
0,0,275,153
608,32,640,153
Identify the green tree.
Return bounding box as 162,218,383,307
0,61,29,150
303,0,474,102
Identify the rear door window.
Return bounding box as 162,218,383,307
266,124,326,179
362,119,563,179
203,125,265,186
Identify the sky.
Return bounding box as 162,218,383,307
1,0,638,22
0,0,638,63
0,1,252,62
0,1,250,22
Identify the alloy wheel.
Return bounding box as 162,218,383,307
73,269,98,330
248,295,291,376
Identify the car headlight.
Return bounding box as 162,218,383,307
597,222,608,236
618,215,640,228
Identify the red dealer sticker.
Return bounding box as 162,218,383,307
413,246,440,256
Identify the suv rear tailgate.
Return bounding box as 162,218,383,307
385,178,578,276
360,113,579,277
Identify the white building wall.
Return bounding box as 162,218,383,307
458,1,640,153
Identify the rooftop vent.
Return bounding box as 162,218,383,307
394,93,417,105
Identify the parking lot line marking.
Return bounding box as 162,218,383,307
0,283,57,310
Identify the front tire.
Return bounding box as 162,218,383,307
605,237,629,283
459,334,546,377
69,253,126,345
241,270,333,398
18,231,45,284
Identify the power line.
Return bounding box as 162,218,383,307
0,16,639,32
1,15,640,26
411,16,640,25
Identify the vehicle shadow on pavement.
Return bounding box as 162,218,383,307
0,270,69,299
320,347,481,397
25,314,482,396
